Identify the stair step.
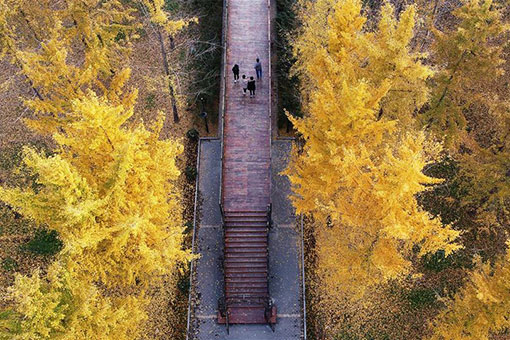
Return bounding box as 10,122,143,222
225,227,267,232
226,272,267,278
226,294,268,300
225,242,267,248
225,213,267,218
225,237,267,243
225,246,266,252
225,232,267,238
226,280,268,286
227,284,268,291
225,217,267,223
225,271,267,276
225,252,266,258
227,287,268,293
225,211,267,216
225,259,267,270
226,293,269,299
225,263,267,270
225,222,268,227
226,277,267,283
225,216,267,220
225,257,267,263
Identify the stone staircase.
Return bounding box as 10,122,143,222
218,210,276,327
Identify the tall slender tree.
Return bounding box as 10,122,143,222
141,0,196,123
421,0,509,146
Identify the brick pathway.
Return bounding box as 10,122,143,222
222,0,271,212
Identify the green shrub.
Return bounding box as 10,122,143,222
407,288,437,309
423,250,449,272
184,221,193,234
23,229,63,256
177,273,190,294
145,93,156,109
164,0,180,12
1,257,18,272
186,128,199,141
114,30,126,42
184,166,197,181
334,331,360,340
135,27,147,38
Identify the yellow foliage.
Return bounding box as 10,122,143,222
0,0,138,135
0,2,193,338
294,0,432,126
429,244,510,340
2,262,147,340
288,0,460,297
422,0,509,146
0,92,190,288
63,0,139,75
141,0,197,34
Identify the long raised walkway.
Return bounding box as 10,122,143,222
186,0,304,338
221,0,271,212
218,0,274,327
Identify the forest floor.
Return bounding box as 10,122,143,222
0,4,220,339
299,1,510,340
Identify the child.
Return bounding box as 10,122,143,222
241,75,248,95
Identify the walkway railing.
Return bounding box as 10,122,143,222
218,0,229,214
185,138,203,340
267,0,273,220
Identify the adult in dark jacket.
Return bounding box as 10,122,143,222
247,76,256,97
232,64,240,83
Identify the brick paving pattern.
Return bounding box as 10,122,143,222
222,0,271,212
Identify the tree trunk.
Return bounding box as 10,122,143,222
156,28,179,123
419,0,441,52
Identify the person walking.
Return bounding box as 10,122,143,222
232,64,240,83
247,76,256,97
254,58,262,80
241,75,248,95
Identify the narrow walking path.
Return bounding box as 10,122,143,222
222,0,271,211
218,0,274,327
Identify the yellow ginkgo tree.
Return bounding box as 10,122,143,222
0,91,191,338
2,262,147,340
0,0,139,135
422,0,509,146
288,0,460,297
0,91,190,288
294,0,432,126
